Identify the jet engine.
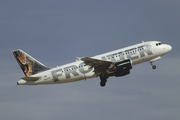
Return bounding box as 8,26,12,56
107,59,132,77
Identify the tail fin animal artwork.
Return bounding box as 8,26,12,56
12,49,50,76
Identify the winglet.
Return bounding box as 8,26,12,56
76,57,82,61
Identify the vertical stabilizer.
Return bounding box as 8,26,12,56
12,49,50,76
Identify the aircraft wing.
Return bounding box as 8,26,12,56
81,57,132,76
81,57,112,67
81,57,112,74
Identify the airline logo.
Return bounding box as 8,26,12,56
102,44,152,61
51,44,153,80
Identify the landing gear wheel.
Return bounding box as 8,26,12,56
100,81,106,87
149,61,156,70
99,73,109,87
152,65,156,69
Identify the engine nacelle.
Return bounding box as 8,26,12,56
107,59,132,76
114,59,132,71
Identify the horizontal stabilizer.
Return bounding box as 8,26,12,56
21,76,40,81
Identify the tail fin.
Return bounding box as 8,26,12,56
12,49,50,76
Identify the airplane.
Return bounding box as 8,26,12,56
12,41,172,87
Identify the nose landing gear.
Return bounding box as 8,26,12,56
149,57,162,70
152,65,156,69
149,61,156,69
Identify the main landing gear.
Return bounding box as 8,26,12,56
149,61,156,69
99,73,109,87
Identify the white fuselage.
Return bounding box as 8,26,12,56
17,41,172,85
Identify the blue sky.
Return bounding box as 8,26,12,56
0,1,180,120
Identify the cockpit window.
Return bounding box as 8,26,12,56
156,43,161,46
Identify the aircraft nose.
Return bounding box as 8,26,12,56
166,44,172,52
163,44,172,53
